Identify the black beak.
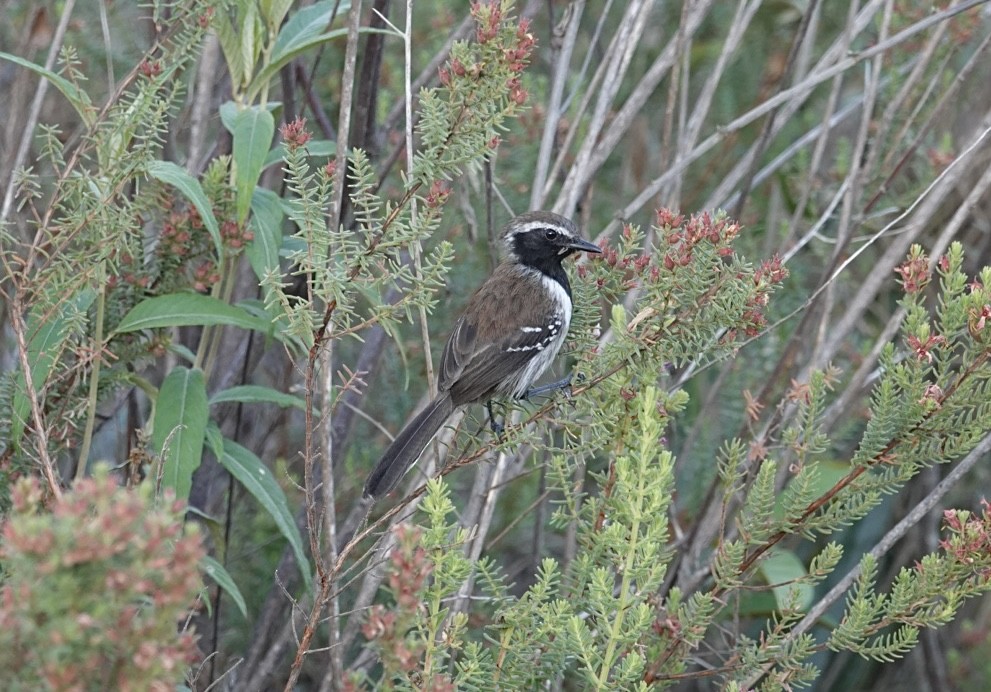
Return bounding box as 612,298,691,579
567,237,602,254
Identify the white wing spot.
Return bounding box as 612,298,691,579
498,268,574,398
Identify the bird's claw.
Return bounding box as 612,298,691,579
524,372,580,400
486,400,506,441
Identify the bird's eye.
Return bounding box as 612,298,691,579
544,229,559,241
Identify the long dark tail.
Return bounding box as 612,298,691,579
363,393,455,500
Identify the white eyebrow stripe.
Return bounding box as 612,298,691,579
509,221,553,234
508,221,576,239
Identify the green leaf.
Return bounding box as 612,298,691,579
201,555,248,618
272,1,350,58
219,101,238,134
209,384,305,410
263,139,337,170
760,549,814,611
11,290,96,445
152,367,208,502
261,0,295,28
248,1,355,98
734,590,779,617
205,421,225,460
220,100,281,136
247,187,284,284
167,342,198,364
240,1,260,89
146,161,222,257
220,438,313,592
114,293,274,335
233,106,276,224
0,52,95,127
215,13,246,88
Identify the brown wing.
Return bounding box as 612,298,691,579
441,329,548,404
438,264,564,404
437,316,476,391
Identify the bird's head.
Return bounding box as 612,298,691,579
502,211,602,266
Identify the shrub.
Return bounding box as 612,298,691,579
0,468,204,691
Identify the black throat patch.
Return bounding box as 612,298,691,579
511,233,575,299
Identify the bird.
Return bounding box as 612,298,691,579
362,211,601,500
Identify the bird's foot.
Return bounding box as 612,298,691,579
525,372,584,400
486,400,506,441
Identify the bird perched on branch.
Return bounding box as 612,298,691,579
363,211,601,500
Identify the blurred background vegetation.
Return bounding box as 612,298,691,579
3,0,991,689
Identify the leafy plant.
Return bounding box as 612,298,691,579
2,0,991,689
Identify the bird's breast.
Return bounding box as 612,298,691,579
499,272,572,398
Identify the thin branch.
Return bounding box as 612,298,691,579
188,34,222,173
8,294,63,498
284,1,365,689
626,0,985,227
0,0,77,225
530,0,584,210
730,0,821,219
741,431,991,689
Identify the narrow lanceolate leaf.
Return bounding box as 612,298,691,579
114,293,274,335
153,367,208,502
0,52,95,126
11,290,96,445
247,187,284,284
272,1,350,60
209,384,305,410
240,0,260,90
233,105,275,224
146,161,222,257
201,555,248,618
220,438,313,592
248,1,354,98
214,14,246,88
